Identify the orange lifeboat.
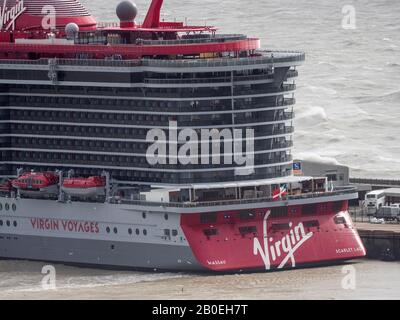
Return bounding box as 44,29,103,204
11,172,59,195
62,176,106,197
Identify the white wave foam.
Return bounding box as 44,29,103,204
294,152,340,166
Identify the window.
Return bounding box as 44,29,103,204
200,213,217,224
271,223,290,231
135,229,140,235
172,230,178,237
13,221,17,227
113,227,118,234
5,203,9,211
302,204,317,215
303,220,320,228
106,227,110,233
326,174,337,182
143,229,147,236
203,229,218,237
334,216,346,225
239,226,257,235
128,228,132,235
333,201,344,212
239,212,256,221
271,207,288,217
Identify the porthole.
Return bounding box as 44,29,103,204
106,227,110,233
0,220,3,226
113,227,118,234
5,203,9,211
135,229,140,235
110,244,115,250
6,220,10,227
12,204,16,212
0,203,2,211
128,228,132,235
13,221,17,227
143,229,147,236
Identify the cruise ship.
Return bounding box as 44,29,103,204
0,0,366,271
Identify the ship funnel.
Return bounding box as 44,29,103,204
142,0,163,28
116,1,138,28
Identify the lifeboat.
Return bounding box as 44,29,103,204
0,179,12,193
62,176,106,197
11,172,59,195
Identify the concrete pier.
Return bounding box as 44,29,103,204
355,223,400,261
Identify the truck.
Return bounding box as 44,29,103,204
376,204,400,222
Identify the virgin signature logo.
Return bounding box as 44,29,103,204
253,210,313,270
0,0,26,31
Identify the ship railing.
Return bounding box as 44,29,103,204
0,51,304,68
140,34,247,45
143,73,277,85
117,188,357,208
141,52,305,68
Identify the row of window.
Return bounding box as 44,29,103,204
0,220,17,227
200,202,345,224
0,203,16,212
9,109,286,125
9,123,287,138
6,152,290,171
8,91,284,110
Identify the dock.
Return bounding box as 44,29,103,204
355,222,400,261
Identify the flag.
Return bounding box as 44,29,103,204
273,184,288,200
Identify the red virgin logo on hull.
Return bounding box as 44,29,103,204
30,218,100,234
253,211,313,270
0,0,27,31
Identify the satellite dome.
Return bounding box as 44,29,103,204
65,23,80,39
116,1,138,22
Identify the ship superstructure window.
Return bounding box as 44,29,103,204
271,207,288,217
302,204,317,216
200,213,217,224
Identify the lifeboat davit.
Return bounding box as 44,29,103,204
62,176,106,197
11,172,59,195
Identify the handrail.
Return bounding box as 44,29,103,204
117,188,357,208
140,34,247,45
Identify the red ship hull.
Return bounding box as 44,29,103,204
181,200,366,271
